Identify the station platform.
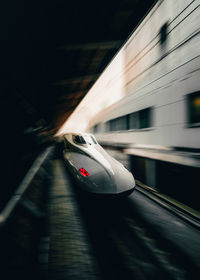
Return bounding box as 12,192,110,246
46,160,100,280
42,158,200,280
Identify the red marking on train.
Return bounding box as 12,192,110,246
79,168,90,177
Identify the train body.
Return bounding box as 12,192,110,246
84,0,200,208
62,133,135,196
88,0,200,150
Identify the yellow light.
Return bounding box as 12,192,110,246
193,96,200,107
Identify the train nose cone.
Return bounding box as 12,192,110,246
110,161,135,194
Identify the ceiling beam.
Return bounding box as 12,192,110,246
52,74,99,86
59,41,122,51
58,91,86,101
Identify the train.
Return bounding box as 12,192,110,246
88,0,200,150
62,133,135,196
83,0,200,208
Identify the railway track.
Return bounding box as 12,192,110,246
74,186,200,280
135,181,200,229
2,153,198,280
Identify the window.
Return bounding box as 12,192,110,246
129,112,139,129
139,107,152,128
73,135,86,145
105,107,153,132
187,91,200,127
109,115,128,131
129,107,152,129
159,22,168,45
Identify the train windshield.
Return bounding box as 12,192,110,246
73,135,86,145
73,134,97,145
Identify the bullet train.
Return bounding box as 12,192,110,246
88,0,200,150
62,132,135,196
84,0,200,208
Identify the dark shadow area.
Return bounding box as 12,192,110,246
131,155,200,211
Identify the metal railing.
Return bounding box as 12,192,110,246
0,146,54,227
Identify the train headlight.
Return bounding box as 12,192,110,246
79,168,90,177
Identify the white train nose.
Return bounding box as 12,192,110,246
110,164,135,194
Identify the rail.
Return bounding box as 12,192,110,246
0,146,54,227
102,145,200,229
135,180,200,229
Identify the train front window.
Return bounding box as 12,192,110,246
73,135,86,145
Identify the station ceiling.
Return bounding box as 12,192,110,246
2,0,156,136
